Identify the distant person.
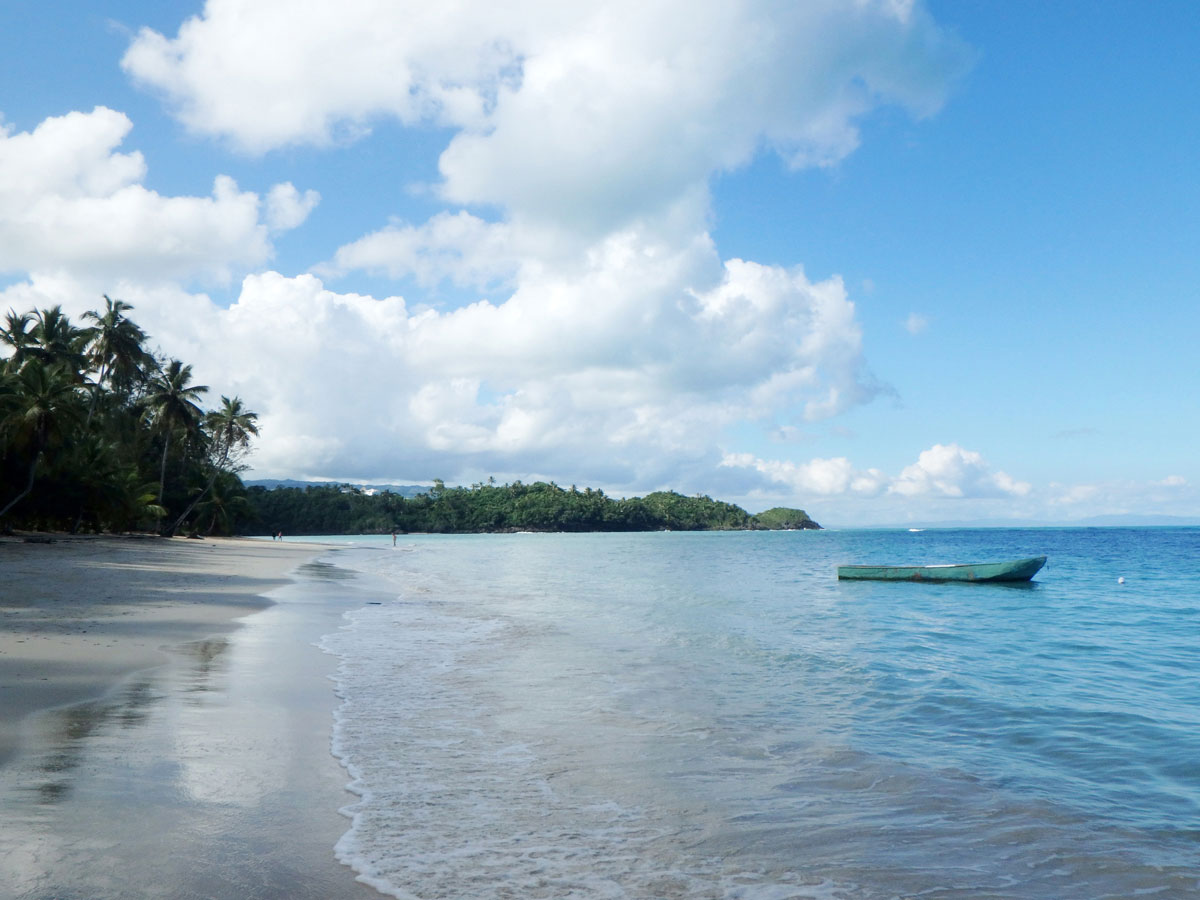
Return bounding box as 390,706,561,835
392,532,397,547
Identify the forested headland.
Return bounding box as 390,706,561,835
241,480,820,535
2,301,818,538
1,300,258,536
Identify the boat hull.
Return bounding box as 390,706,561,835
837,556,1047,583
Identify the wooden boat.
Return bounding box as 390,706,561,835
837,556,1046,583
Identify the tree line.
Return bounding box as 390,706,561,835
0,299,258,535
241,480,820,535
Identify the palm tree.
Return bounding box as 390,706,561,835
167,396,259,535
207,396,260,465
27,306,90,379
0,366,18,452
107,470,167,533
0,361,85,520
82,296,153,423
194,470,256,535
1,310,38,374
143,359,208,511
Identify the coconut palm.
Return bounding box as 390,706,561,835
0,361,86,520
167,396,258,535
27,306,90,379
206,396,260,463
1,310,35,373
82,296,153,422
193,470,256,535
107,470,167,533
143,359,208,510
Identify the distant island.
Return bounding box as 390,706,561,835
240,480,820,535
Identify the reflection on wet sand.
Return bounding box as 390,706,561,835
179,637,232,695
0,574,383,900
298,559,356,580
26,636,237,804
30,677,161,804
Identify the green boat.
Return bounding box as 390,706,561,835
837,556,1047,583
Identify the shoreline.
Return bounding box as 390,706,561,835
0,534,329,765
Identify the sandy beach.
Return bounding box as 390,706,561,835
0,534,384,899
0,535,320,764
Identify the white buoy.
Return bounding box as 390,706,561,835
1118,576,1125,584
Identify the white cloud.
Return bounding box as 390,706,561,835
904,312,928,334
265,182,320,232
890,443,1031,498
121,1,519,153
724,442,1028,501
123,0,970,236
0,108,311,284
328,211,519,289
722,452,888,496
258,244,873,479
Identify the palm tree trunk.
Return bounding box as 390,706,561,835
158,431,172,505
85,361,109,428
156,430,172,533
167,467,220,536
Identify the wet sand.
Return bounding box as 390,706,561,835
0,535,319,764
0,535,385,899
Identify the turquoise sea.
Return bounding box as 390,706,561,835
320,527,1200,899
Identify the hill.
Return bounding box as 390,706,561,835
750,507,821,530
238,481,821,535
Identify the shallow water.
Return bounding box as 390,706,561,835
322,528,1200,899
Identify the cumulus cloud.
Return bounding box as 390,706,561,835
0,108,311,284
265,182,320,232
121,1,520,153
123,0,970,235
327,211,519,289
889,443,1031,498
203,248,875,480
722,452,888,496
725,443,1029,501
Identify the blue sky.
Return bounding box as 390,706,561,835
1,1,1197,525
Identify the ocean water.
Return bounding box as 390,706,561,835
319,528,1200,900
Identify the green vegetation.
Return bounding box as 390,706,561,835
0,299,258,535
241,480,820,535
750,507,824,530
